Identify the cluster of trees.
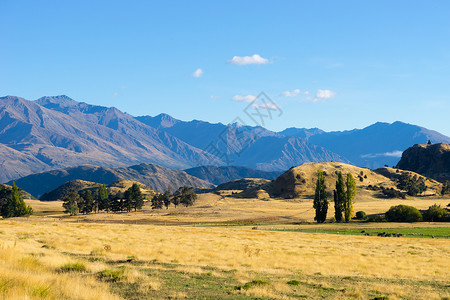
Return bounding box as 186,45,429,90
151,186,197,209
63,183,144,216
313,170,357,223
397,173,427,196
0,183,33,218
385,204,449,222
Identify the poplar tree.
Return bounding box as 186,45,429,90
334,172,346,222
313,170,328,223
345,173,356,222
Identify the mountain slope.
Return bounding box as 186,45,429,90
302,122,450,169
184,166,281,185
0,96,220,182
10,163,213,198
137,114,348,170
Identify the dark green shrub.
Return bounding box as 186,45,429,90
59,262,86,272
385,205,422,222
423,204,448,222
235,279,269,290
355,211,366,219
366,215,385,222
287,280,300,285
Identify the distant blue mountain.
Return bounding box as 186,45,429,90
282,121,450,169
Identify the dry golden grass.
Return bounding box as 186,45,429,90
0,218,449,299
24,191,450,225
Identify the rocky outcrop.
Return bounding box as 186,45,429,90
396,143,450,182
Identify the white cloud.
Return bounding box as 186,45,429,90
280,89,310,97
228,54,269,65
361,151,403,158
316,89,336,99
253,102,281,110
112,92,119,97
232,94,257,102
193,68,203,78
210,95,220,100
306,89,336,102
280,89,301,97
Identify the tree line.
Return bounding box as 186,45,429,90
313,170,356,223
63,183,144,215
151,186,197,209
0,183,33,218
62,184,198,216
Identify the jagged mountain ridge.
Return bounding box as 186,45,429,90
0,95,220,182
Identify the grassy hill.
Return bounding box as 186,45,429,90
239,162,443,199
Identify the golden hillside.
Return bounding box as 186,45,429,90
240,162,443,199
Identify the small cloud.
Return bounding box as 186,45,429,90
280,89,301,97
193,68,203,78
232,94,257,102
253,102,281,110
228,54,269,65
361,151,403,158
280,89,310,97
210,95,220,100
120,85,129,89
112,92,119,97
306,89,336,102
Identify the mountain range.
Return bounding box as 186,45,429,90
1,95,449,183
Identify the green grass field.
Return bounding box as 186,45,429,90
271,226,450,239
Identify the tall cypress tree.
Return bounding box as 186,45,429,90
345,173,356,222
313,170,328,223
334,172,346,222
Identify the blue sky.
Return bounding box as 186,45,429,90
1,0,449,135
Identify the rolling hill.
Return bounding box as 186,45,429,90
10,163,213,198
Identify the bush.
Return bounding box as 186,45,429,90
59,262,86,272
98,268,125,282
366,215,385,222
385,205,423,222
423,204,449,222
355,211,366,219
381,187,405,199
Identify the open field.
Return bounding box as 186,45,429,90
0,195,449,299
0,219,449,299
25,191,450,225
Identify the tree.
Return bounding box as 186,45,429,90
162,187,172,209
385,205,422,222
427,139,432,145
173,186,197,207
423,204,448,222
334,171,345,222
80,190,94,214
97,184,109,212
397,173,427,196
62,191,81,216
151,194,164,209
442,181,450,195
344,173,356,222
110,193,124,212
313,170,328,223
1,182,33,218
